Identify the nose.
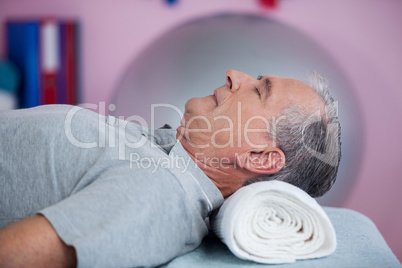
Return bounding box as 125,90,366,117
225,70,250,93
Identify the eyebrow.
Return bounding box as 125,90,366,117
257,75,272,102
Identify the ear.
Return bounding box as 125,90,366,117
236,148,285,174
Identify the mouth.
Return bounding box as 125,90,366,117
213,89,218,106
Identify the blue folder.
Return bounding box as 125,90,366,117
6,21,40,108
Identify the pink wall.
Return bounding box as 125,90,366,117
1,0,401,261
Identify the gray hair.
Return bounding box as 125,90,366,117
244,72,341,198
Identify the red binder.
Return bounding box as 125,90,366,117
40,19,59,104
65,21,76,105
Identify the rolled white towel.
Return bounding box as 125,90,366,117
211,180,336,264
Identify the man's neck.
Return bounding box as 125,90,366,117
178,139,249,198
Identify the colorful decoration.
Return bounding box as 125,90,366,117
165,0,178,6
0,60,19,94
260,0,277,9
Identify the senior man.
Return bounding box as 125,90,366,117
0,70,340,267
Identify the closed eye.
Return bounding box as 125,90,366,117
256,74,271,102
255,75,263,98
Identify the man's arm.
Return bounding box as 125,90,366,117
0,214,77,268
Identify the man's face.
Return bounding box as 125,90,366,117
177,70,324,161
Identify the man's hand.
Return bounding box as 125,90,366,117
0,214,77,268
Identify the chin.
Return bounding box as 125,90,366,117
184,97,198,112
184,96,211,114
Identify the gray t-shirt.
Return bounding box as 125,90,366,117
0,105,223,267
